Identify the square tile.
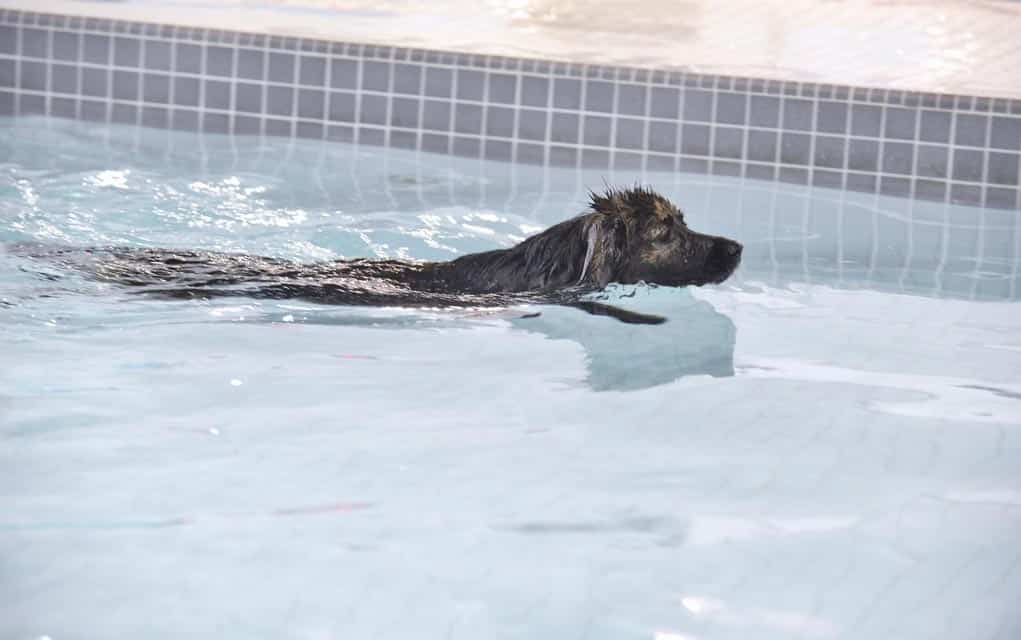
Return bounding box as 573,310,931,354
425,68,452,98
713,126,743,159
616,118,645,150
847,139,879,171
851,104,881,137
916,145,948,178
237,49,264,81
814,136,845,169
111,103,136,125
747,130,777,162
454,103,482,134
145,40,172,71
112,70,139,101
782,98,812,130
955,114,988,147
52,31,79,61
328,91,355,122
421,99,450,131
884,107,917,140
648,121,677,153
49,97,77,119
83,34,110,64
617,83,646,116
235,82,262,114
553,78,582,110
583,114,612,146
683,89,712,121
990,116,1021,151
331,59,357,89
173,76,199,106
585,80,613,112
882,142,914,174
298,88,325,120
18,61,44,91
919,110,951,143
488,73,516,103
175,43,201,74
204,80,231,110
456,69,484,101
716,92,745,125
952,149,983,182
391,63,421,95
485,139,512,162
780,132,810,164
143,74,170,104
517,108,546,141
269,52,296,84
20,28,46,59
650,86,680,119
681,124,710,155
749,95,779,127
520,76,548,107
551,112,579,144
988,152,1019,186
82,68,108,98
360,94,387,125
206,46,233,76
300,56,327,86
266,85,294,116
50,64,77,94
114,36,141,67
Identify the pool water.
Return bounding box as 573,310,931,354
2,117,1020,639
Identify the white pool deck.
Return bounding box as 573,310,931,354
12,0,1021,99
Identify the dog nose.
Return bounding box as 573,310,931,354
725,241,742,257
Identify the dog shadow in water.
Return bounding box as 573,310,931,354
511,289,736,392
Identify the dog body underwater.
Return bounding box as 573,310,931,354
17,187,743,324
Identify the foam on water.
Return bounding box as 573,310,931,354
2,118,1020,639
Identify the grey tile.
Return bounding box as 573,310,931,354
20,28,46,58
331,59,357,89
884,107,917,140
143,74,170,104
237,49,264,81
297,121,324,140
584,115,612,147
616,152,645,171
749,95,779,127
266,85,293,116
991,116,1021,150
747,130,777,162
454,103,482,134
988,152,1019,185
422,99,450,131
112,70,139,101
421,133,449,154
746,164,775,181
358,126,384,146
916,145,948,178
955,114,988,147
328,91,355,122
554,78,581,110
488,73,516,103
171,108,199,132
50,97,77,119
914,179,946,202
647,155,676,172
582,149,610,169
714,126,743,159
204,80,231,110
549,145,576,167
880,176,911,197
584,80,613,113
269,52,295,84
50,64,77,94
813,170,843,189
111,103,136,125
235,82,262,114
113,37,140,67
83,34,110,64
392,64,420,94
618,84,646,116
145,40,172,71
53,31,78,61
298,89,325,120
360,94,387,125
851,104,881,137
457,69,484,101
780,132,810,165
80,100,107,122
485,140,512,162
206,46,232,76
0,26,15,55
19,94,46,115
847,139,879,172
82,68,108,98
551,112,579,144
650,86,680,119
814,136,845,169
684,89,712,122
649,121,677,153
18,61,43,91
517,108,546,141
265,118,291,138
326,124,355,143
919,110,951,143
175,43,201,74
521,76,548,107
516,142,545,165
425,67,452,98
716,92,745,125
950,184,982,206
300,56,327,86
0,91,14,116
779,168,809,185
484,106,515,138
389,129,416,149
679,157,709,174
782,98,812,131
681,124,710,155
389,96,418,128
882,142,914,174
985,187,1017,209
0,60,13,88
142,106,168,129
952,149,983,182
616,118,645,150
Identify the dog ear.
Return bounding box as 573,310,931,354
580,215,629,287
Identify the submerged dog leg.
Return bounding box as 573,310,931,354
567,301,667,325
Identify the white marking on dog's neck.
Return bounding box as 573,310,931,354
578,224,598,284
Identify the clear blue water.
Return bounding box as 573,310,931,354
2,117,1020,639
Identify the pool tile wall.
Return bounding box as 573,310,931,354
1,9,1019,210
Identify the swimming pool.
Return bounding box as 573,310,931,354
2,116,1020,638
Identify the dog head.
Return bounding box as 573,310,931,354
580,186,742,288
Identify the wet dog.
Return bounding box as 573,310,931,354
18,186,742,324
